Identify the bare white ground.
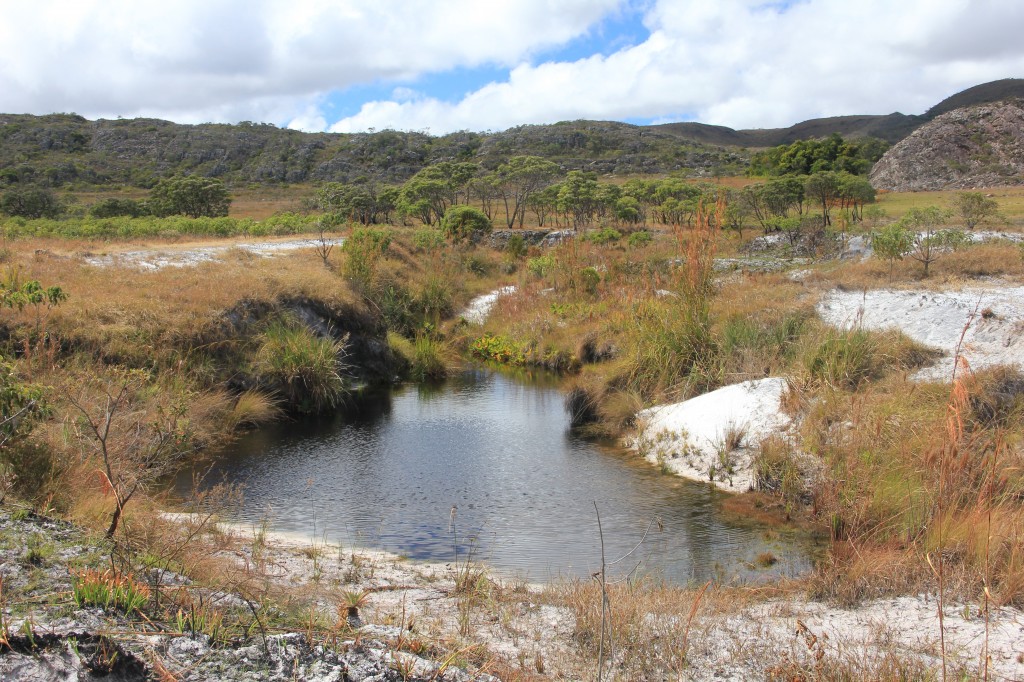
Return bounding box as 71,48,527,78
181,518,1024,681
630,378,793,493
818,285,1024,380
461,286,516,325
82,237,344,270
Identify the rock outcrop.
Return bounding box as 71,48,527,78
869,100,1024,191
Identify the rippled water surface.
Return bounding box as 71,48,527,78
180,370,813,582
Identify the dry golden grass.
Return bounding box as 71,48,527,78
876,185,1024,225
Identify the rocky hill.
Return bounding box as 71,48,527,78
869,99,1024,191
0,114,745,188
3,79,1023,189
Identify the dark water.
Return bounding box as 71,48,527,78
178,370,813,583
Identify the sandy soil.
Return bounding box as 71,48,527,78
190,518,1024,680
81,236,343,270
818,282,1024,380
462,286,517,325
629,378,794,493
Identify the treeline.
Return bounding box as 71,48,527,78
318,156,744,233
0,176,231,220
318,156,877,236
748,134,889,176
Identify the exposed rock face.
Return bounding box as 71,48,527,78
869,100,1024,191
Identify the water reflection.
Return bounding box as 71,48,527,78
178,370,812,583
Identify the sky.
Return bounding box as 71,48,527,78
1,0,1023,135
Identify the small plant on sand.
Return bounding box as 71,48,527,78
338,589,370,629
72,569,150,615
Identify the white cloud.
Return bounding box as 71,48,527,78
2,0,1023,133
0,0,623,121
327,0,1024,133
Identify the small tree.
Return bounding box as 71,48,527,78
871,223,913,280
440,205,492,244
804,171,841,227
0,187,62,219
899,206,965,277
952,191,999,230
67,369,195,538
148,176,230,218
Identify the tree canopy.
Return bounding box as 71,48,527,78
148,176,231,218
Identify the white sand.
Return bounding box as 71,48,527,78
82,237,344,270
461,286,516,325
631,378,793,493
818,284,1024,380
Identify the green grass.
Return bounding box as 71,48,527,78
0,212,321,240
253,322,347,412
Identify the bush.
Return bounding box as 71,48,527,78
1,187,62,218
89,197,148,218
148,176,230,218
627,230,652,248
583,227,621,245
506,233,528,259
526,254,556,279
412,228,445,253
440,205,492,243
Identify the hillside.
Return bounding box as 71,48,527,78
651,112,921,147
869,99,1024,191
0,115,744,188
2,79,1023,189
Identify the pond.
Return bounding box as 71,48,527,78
179,369,815,583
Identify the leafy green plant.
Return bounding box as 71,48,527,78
627,230,652,248
440,205,492,243
526,254,556,279
583,227,622,245
72,569,150,615
342,227,391,289
470,334,526,365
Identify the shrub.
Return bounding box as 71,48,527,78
89,197,148,218
583,227,622,245
342,228,391,289
412,228,445,253
506,233,528,259
148,176,230,218
526,254,556,279
440,205,492,243
627,230,652,248
470,334,526,365
1,187,62,218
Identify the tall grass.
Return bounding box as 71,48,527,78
253,322,347,412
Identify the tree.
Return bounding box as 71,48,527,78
67,369,195,538
837,173,876,223
557,171,600,230
495,156,561,229
439,205,492,243
148,176,230,218
804,171,841,227
0,187,62,218
952,191,999,230
871,223,913,280
898,206,965,277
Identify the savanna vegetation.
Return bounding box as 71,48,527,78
1,126,1024,679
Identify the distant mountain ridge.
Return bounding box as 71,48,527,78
0,79,1021,187
651,78,1024,147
